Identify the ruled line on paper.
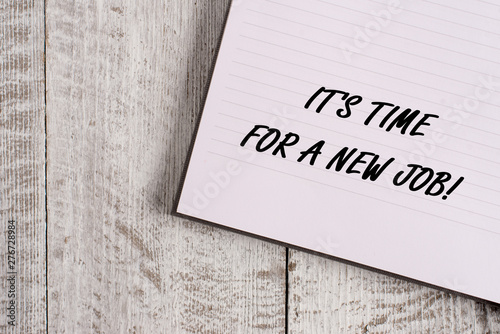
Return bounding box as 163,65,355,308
230,59,500,142
229,0,500,215
477,0,498,6
240,21,500,110
179,0,500,303
245,8,499,86
210,130,500,209
207,150,500,235
227,68,500,150
313,0,500,49
421,0,500,20
228,73,306,96
231,43,500,129
240,0,500,176
367,0,500,35
262,0,500,64
239,22,500,108
217,102,500,182
243,20,490,99
224,78,500,156
265,0,500,48
236,37,500,122
213,113,500,195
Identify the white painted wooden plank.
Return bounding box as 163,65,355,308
45,0,285,332
288,250,500,333
0,0,47,332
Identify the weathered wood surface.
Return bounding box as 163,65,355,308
288,250,500,333
1,0,499,332
45,0,285,333
0,0,46,333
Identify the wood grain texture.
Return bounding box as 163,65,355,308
2,0,495,332
45,0,285,332
0,0,46,332
288,250,500,333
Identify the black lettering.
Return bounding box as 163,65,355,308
409,167,434,191
240,125,269,147
410,113,439,136
339,94,362,118
362,156,395,181
297,140,325,166
325,147,358,170
442,176,465,200
393,164,421,186
425,171,451,197
304,87,326,110
379,106,400,128
346,152,375,175
385,109,420,135
364,101,395,126
272,133,300,158
256,128,281,152
304,87,351,116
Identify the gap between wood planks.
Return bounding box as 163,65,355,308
43,0,48,332
285,247,290,334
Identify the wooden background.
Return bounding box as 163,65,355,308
1,0,499,332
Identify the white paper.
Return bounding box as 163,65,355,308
176,0,500,304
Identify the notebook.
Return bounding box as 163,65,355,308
175,0,500,304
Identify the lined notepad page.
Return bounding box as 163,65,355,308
177,0,500,303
